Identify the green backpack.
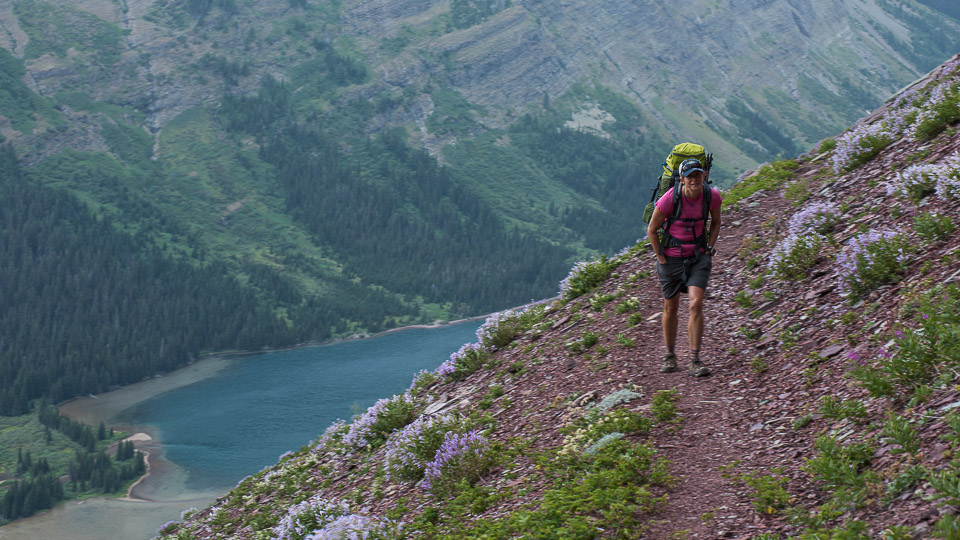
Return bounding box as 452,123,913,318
641,142,713,224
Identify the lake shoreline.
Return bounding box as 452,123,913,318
9,316,495,538
54,315,490,505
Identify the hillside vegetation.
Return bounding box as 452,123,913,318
0,0,958,414
163,54,960,538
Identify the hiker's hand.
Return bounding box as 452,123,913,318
657,254,667,265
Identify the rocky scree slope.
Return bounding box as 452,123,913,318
161,55,960,538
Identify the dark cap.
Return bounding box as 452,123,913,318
679,158,705,178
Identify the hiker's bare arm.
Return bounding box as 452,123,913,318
708,203,722,253
647,207,668,264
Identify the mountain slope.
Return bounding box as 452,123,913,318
163,53,960,538
1,0,960,463
1,0,957,317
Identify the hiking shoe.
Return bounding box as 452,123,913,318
660,353,678,373
689,360,711,377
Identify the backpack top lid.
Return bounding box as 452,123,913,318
662,142,706,178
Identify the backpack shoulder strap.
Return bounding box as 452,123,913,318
670,185,682,221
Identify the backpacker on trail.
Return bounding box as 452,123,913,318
642,142,713,224
643,142,714,250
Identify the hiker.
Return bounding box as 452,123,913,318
646,158,722,377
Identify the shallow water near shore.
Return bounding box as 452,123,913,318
3,320,483,539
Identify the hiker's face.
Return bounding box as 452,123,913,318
682,172,704,191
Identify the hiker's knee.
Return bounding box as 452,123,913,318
663,297,679,317
688,287,705,314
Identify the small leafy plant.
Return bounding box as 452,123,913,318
651,389,681,423
836,228,909,300
914,212,956,244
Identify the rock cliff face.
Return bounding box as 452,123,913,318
339,0,959,172
1,0,958,175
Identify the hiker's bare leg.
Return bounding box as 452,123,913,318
688,286,705,352
663,295,679,352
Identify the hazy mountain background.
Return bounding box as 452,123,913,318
0,0,958,438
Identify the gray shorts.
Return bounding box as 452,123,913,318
656,253,713,299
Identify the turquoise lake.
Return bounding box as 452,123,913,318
118,320,484,492
2,320,483,540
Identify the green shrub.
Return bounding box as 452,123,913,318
881,465,926,505
914,212,956,244
580,331,600,349
882,414,920,456
723,160,800,210
559,256,620,301
769,234,823,281
739,470,790,514
818,138,837,153
616,297,642,314
837,229,910,300
804,435,873,491
462,440,672,538
818,396,867,421
651,389,681,423
734,290,753,308
914,91,960,141
589,293,615,311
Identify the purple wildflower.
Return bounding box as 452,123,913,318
342,393,414,449
788,202,840,235
310,420,347,452
559,261,591,299
273,496,350,540
421,429,492,494
831,122,894,173
436,341,486,380
156,520,180,535
304,513,400,540
476,309,518,348
836,228,908,297
384,413,459,481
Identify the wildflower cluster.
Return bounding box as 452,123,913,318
422,429,495,496
830,122,894,173
559,255,618,301
476,309,520,349
787,202,840,235
384,413,461,481
768,234,822,281
831,61,960,172
907,69,960,141
342,393,417,450
476,302,548,350
887,150,960,202
309,420,347,453
767,201,842,281
836,228,910,299
304,514,401,540
407,369,438,394
273,497,350,540
273,496,399,540
435,341,487,381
